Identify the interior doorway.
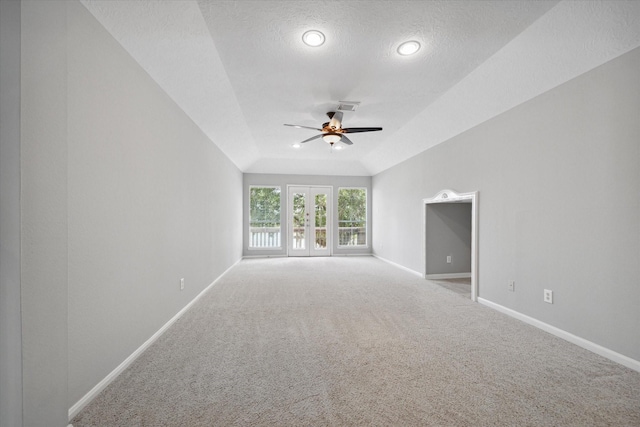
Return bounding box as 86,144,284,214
288,186,331,257
423,189,478,301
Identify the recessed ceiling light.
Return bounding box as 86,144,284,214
397,40,421,56
333,145,343,150
292,143,301,149
302,30,325,47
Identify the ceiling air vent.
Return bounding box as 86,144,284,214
337,101,360,112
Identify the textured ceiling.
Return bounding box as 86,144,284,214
81,0,640,176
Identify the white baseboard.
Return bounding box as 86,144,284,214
425,272,471,280
242,254,287,259
331,253,373,257
478,297,640,373
68,258,242,421
372,254,423,278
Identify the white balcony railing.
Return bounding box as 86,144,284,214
249,226,281,248
250,226,364,248
338,226,366,246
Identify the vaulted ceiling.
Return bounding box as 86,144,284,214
81,0,640,176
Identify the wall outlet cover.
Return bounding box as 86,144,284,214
544,289,553,304
508,280,515,292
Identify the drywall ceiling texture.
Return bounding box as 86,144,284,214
80,1,640,176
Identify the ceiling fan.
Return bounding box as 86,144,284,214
284,111,382,146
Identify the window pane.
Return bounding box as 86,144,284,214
249,187,281,248
338,188,367,246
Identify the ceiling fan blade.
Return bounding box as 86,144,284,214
299,134,324,144
340,135,354,145
328,111,343,130
284,124,323,131
342,127,383,133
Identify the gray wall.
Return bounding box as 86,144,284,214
20,1,69,425
373,46,640,362
426,203,472,275
13,1,243,424
67,0,243,408
0,1,23,426
243,174,372,257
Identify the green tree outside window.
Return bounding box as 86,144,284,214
249,187,281,248
338,188,367,246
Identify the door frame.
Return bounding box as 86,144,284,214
287,185,332,257
423,189,478,301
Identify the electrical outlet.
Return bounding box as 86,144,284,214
508,280,515,292
544,289,553,304
180,278,185,291
446,255,452,264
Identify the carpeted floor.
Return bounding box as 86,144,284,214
72,257,640,426
427,277,471,299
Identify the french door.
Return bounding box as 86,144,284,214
287,186,331,256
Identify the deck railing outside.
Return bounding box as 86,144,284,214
338,224,366,246
290,227,327,249
250,225,365,248
249,226,281,248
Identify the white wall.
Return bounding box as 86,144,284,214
243,174,372,257
14,1,244,424
0,1,23,426
373,47,640,362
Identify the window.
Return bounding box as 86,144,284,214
338,188,367,246
249,186,281,248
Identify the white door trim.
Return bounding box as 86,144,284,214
287,185,332,257
423,189,478,301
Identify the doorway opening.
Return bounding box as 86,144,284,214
287,186,331,257
423,189,478,301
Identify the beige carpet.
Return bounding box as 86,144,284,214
72,257,640,426
427,277,471,299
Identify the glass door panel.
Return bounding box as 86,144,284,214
309,187,331,256
292,192,306,250
314,193,327,250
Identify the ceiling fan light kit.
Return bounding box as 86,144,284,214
322,134,341,144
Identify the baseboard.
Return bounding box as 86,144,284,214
425,272,471,280
331,253,373,257
68,258,242,421
372,254,423,278
478,297,640,373
242,254,287,259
